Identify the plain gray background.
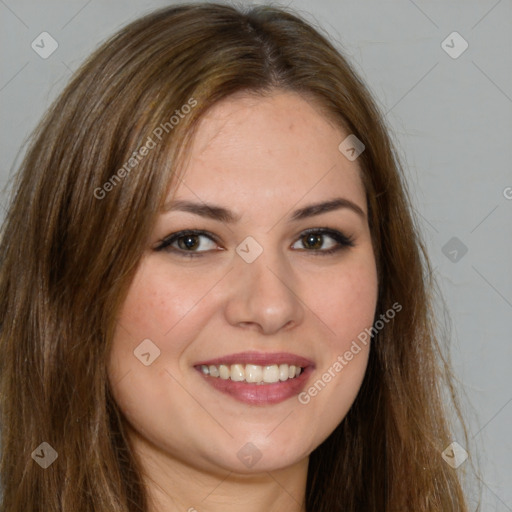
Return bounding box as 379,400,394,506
1,0,511,509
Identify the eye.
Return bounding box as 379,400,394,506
291,228,354,255
155,228,354,258
155,230,220,257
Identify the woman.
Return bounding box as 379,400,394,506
0,3,473,511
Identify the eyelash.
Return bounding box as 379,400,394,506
154,228,355,258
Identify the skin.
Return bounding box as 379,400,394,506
108,90,379,512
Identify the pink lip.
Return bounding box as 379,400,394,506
194,351,315,406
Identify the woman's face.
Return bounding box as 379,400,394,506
108,91,378,475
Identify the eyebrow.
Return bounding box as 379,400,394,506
162,197,366,223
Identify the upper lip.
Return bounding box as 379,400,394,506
194,351,314,368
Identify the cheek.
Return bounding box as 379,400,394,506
108,255,233,396
309,256,378,349
305,254,377,397
293,256,378,446
106,259,209,440
108,258,193,384
113,257,219,343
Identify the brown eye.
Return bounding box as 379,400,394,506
177,234,201,251
302,233,324,250
155,230,219,257
291,228,355,255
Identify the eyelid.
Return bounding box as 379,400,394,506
154,229,222,254
154,227,354,256
292,227,355,255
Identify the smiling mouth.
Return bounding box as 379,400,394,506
197,363,303,384
193,352,314,405
194,351,315,406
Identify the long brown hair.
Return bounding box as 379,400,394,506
0,3,475,510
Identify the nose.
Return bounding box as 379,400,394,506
223,246,305,335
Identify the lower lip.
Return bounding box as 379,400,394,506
196,366,314,405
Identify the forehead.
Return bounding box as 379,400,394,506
168,91,366,216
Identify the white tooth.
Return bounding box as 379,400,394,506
208,362,300,382
263,365,279,383
279,364,289,381
245,364,263,383
231,364,245,382
219,364,230,379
